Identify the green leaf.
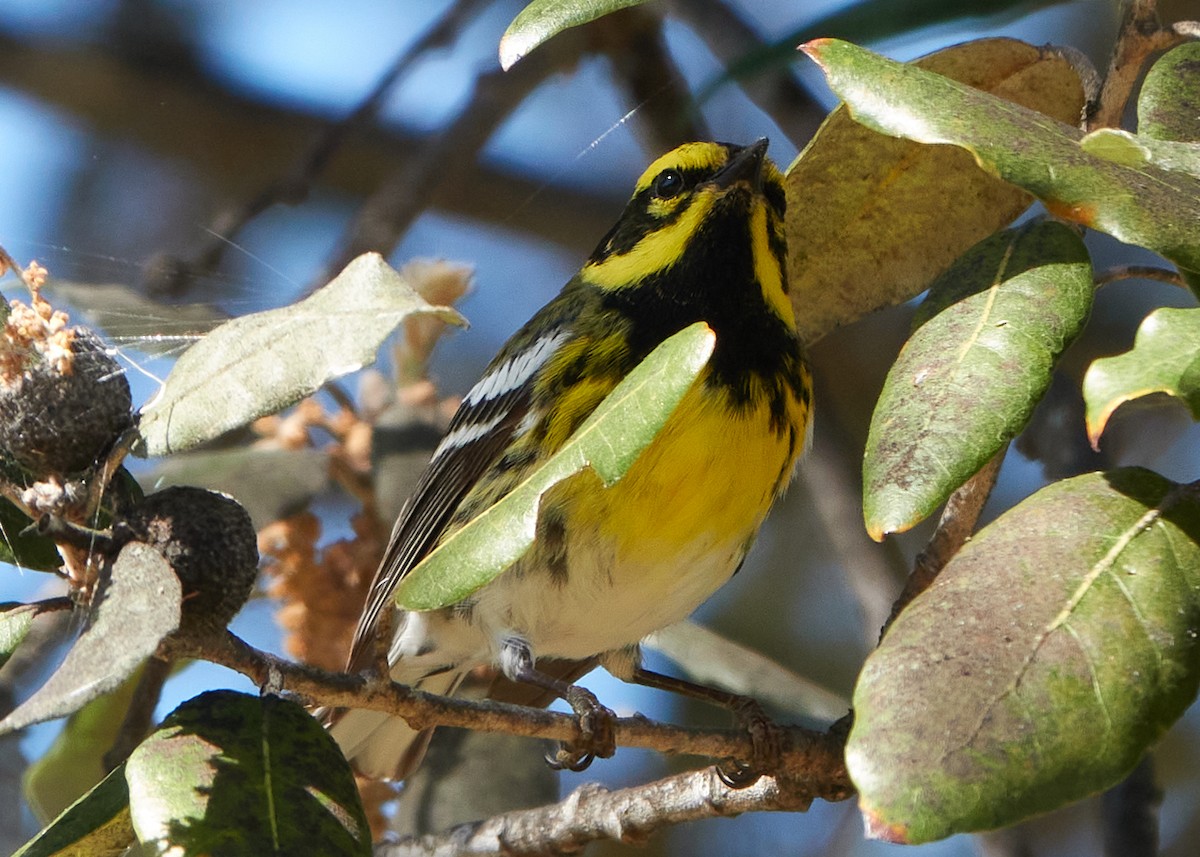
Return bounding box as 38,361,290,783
849,468,1200,843
1138,40,1200,143
802,38,1200,281
12,764,134,857
1083,306,1200,447
786,38,1085,343
499,0,650,70
23,665,146,823
0,602,38,670
0,544,180,735
136,252,465,457
1080,129,1200,179
126,691,370,856
0,496,62,572
396,322,715,610
863,220,1093,539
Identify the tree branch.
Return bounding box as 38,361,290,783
378,762,840,856
166,630,851,797
1089,0,1197,130
882,446,1006,637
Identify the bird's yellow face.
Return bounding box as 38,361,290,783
581,140,793,329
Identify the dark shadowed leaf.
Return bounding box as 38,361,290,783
863,221,1093,539
1138,41,1200,143
397,322,715,610
137,253,464,457
1083,307,1200,447
0,498,62,573
0,544,180,735
849,469,1200,843
22,665,146,824
499,0,650,70
802,38,1200,281
145,447,329,529
786,38,1085,343
12,764,134,857
126,691,370,856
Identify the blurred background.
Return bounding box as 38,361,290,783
1,0,1199,854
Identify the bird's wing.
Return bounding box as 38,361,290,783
347,330,570,672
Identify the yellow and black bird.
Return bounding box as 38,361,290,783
330,139,812,780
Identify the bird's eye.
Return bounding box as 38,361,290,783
651,169,684,199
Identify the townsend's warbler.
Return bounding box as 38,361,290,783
330,139,812,780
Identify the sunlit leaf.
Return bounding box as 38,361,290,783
850,469,1200,843
802,38,1200,281
1083,307,1200,447
396,322,715,610
12,764,134,857
0,544,180,735
1080,129,1200,179
136,253,465,457
786,38,1085,343
1138,40,1200,143
863,221,1093,539
499,0,649,70
126,691,370,856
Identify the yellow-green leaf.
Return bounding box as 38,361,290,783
1083,306,1200,447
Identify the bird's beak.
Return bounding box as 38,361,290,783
710,138,768,192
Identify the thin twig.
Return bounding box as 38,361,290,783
1089,0,1196,130
1093,264,1189,289
167,630,851,793
882,446,1007,638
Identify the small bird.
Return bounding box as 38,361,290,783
330,139,812,780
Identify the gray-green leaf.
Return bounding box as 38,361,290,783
499,0,650,70
849,469,1200,843
863,220,1093,539
136,253,464,457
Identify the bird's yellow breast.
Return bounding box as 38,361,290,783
573,369,809,566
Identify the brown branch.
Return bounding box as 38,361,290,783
167,630,851,797
1102,755,1160,857
1093,263,1189,289
378,760,843,856
1090,0,1197,130
882,446,1007,637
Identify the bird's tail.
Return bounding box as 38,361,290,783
327,669,466,781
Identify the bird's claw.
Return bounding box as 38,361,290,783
546,685,616,772
715,697,784,788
